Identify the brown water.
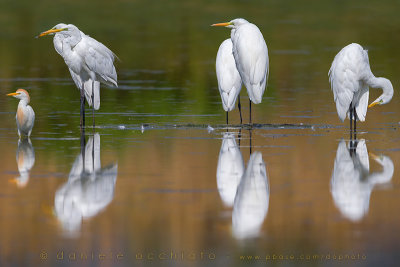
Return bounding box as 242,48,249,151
1,0,400,266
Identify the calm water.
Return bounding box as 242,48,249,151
1,0,400,266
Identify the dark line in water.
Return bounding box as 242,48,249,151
141,188,216,194
101,123,341,131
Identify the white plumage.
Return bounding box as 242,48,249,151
230,19,268,104
329,43,393,123
39,23,117,116
232,151,269,239
54,133,118,235
212,18,269,124
216,39,242,112
12,138,35,188
7,89,35,138
216,133,244,207
330,139,394,221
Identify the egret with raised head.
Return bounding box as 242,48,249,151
7,89,35,138
212,18,269,124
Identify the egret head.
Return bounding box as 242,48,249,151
212,18,249,29
368,78,394,108
7,89,30,103
37,23,79,38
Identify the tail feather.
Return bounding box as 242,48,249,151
83,80,101,110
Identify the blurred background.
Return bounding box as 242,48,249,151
0,0,399,266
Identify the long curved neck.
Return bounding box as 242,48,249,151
367,76,394,105
59,31,82,56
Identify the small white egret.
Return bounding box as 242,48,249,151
329,43,394,137
38,23,118,127
7,89,35,138
9,138,35,188
212,18,269,124
216,39,243,124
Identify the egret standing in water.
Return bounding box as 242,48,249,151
216,39,243,124
212,18,269,124
37,23,118,127
7,89,35,138
329,43,394,138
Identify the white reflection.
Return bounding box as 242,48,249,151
232,151,269,239
217,133,244,207
54,133,118,236
12,138,35,188
331,139,394,222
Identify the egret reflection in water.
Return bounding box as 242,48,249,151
331,139,394,222
10,138,35,188
216,132,244,207
54,133,118,236
232,151,269,239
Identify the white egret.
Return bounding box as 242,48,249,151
216,39,243,124
38,23,118,127
54,133,118,236
232,152,269,239
329,43,394,137
216,132,244,207
9,138,35,188
212,18,269,124
7,89,35,138
331,139,393,221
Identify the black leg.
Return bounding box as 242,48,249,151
238,96,242,125
80,128,86,172
249,129,253,155
349,106,353,141
92,133,95,171
226,111,228,125
353,106,357,140
92,80,95,128
249,99,252,125
80,86,85,129
238,128,242,147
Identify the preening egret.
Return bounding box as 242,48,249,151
216,39,243,124
38,23,118,127
330,139,393,221
329,43,394,138
212,18,269,124
7,89,35,138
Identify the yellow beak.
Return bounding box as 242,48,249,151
8,178,18,184
368,152,379,161
7,92,18,96
211,22,232,27
37,28,65,38
368,102,379,108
